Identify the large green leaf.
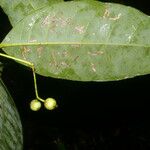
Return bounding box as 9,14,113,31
0,79,23,150
0,0,63,26
1,1,150,81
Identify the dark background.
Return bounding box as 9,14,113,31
0,0,150,149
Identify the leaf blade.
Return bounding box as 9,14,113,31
2,1,150,81
0,79,23,150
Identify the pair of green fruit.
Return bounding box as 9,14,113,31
30,98,57,111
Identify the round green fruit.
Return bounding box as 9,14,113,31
30,99,41,111
44,98,57,110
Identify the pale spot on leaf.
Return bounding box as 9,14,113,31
103,9,110,18
103,9,121,21
88,51,104,56
91,63,96,72
21,46,30,60
75,26,85,34
132,25,136,31
109,13,121,20
5,37,10,42
37,47,44,58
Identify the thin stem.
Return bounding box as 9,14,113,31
0,53,31,66
0,53,44,102
31,65,44,102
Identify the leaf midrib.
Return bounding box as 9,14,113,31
0,42,149,48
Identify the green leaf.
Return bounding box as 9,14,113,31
0,63,3,77
0,0,63,26
0,79,23,150
1,1,150,81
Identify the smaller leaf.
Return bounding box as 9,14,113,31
0,79,23,150
0,63,3,77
